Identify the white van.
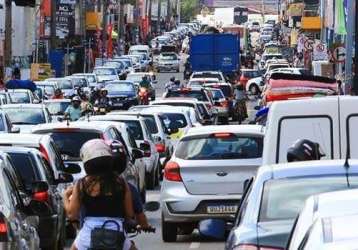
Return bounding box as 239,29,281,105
263,96,358,165
128,45,150,56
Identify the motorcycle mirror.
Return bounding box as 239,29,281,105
144,201,160,212
198,219,226,240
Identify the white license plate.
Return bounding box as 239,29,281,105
115,103,123,107
207,205,238,214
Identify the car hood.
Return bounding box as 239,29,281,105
15,124,37,134
256,220,294,249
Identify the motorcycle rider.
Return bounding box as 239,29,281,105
52,88,64,99
165,77,177,90
95,88,111,108
233,84,248,123
139,76,151,89
63,139,134,250
287,139,325,162
64,96,82,121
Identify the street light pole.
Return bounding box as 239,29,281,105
4,0,12,70
345,0,354,94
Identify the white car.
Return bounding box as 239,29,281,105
187,78,219,88
288,188,358,250
128,45,151,57
93,66,120,83
161,125,264,242
246,76,264,95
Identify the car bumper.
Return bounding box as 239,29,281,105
157,65,179,71
110,99,138,110
161,181,241,223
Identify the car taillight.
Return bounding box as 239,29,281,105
33,191,49,202
0,215,8,242
212,132,234,138
233,244,284,250
221,100,229,107
164,161,182,182
39,144,50,163
155,143,165,153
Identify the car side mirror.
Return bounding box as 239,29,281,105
56,172,74,184
167,127,179,135
243,178,251,191
10,127,20,133
132,148,144,159
198,219,226,240
64,163,81,174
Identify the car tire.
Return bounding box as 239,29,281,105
249,84,260,95
162,215,178,242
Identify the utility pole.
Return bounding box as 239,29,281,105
50,0,57,50
157,0,161,33
354,0,358,94
102,0,108,62
4,0,12,70
119,0,124,40
167,0,170,30
148,0,152,34
345,0,354,94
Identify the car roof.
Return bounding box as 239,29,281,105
192,71,222,74
259,160,358,179
36,81,57,86
0,133,45,145
1,104,44,109
203,82,231,86
185,125,265,136
89,114,142,122
152,98,198,104
43,99,71,103
0,146,40,154
189,78,219,82
241,69,260,72
31,121,121,132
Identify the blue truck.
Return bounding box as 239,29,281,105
189,33,240,76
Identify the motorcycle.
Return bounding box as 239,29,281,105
93,100,111,115
234,100,248,124
138,87,149,105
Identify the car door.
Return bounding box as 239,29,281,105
3,169,38,249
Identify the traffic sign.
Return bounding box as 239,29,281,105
332,45,346,63
304,39,314,51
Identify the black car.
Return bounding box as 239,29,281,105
1,147,74,250
105,81,139,110
0,151,41,249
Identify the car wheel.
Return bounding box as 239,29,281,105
162,214,178,242
249,84,260,95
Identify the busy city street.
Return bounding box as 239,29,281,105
1,0,358,249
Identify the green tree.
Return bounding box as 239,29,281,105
181,0,197,22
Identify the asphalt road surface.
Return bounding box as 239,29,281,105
65,55,257,250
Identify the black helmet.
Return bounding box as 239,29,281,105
170,77,175,82
287,139,325,162
107,140,128,174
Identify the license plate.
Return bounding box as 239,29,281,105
116,103,123,107
207,205,238,214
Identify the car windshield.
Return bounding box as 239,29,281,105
119,120,143,140
106,83,134,92
192,73,222,81
159,113,187,130
142,115,158,134
45,102,70,115
243,71,260,78
8,92,30,103
3,107,45,124
55,80,73,89
38,85,55,96
70,78,87,88
49,131,101,159
259,176,358,222
127,75,146,82
7,152,37,190
166,90,208,101
176,135,263,160
160,54,177,60
0,116,5,131
94,68,116,75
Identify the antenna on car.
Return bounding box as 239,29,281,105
344,137,351,187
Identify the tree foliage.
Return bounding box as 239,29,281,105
181,0,197,22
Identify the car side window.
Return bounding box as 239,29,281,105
126,128,138,149
38,156,56,185
143,123,154,141
49,141,66,171
4,114,12,131
3,170,23,209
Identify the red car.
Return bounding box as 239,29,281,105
239,69,261,88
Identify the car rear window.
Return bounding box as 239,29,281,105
45,102,70,115
48,131,101,160
243,71,260,78
3,108,46,125
166,90,208,101
259,176,358,222
119,120,144,140
142,115,158,134
159,113,188,130
8,152,38,190
8,92,30,104
175,134,263,160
